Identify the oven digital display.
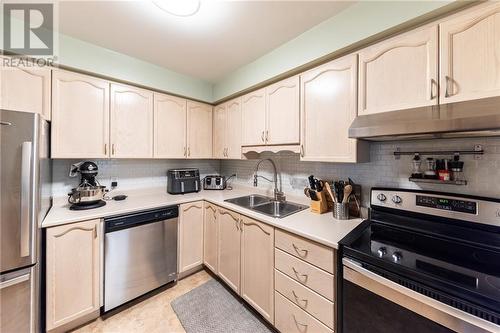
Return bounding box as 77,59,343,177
416,195,477,214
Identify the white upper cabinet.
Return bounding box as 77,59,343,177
110,83,153,158
213,98,241,159
301,54,367,163
440,2,500,103
0,57,51,120
266,76,300,145
241,88,266,146
213,103,227,159
51,70,110,159
226,98,242,159
358,25,438,115
187,101,213,158
154,93,187,158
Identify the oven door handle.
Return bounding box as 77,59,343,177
342,258,496,333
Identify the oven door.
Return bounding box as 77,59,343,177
342,258,497,333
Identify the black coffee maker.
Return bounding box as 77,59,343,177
68,161,107,210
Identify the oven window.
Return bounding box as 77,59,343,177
342,280,455,333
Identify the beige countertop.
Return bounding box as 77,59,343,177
42,186,364,249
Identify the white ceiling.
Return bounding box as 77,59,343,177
58,1,354,83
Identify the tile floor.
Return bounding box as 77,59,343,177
73,270,212,333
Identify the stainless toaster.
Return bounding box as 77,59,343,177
203,175,225,190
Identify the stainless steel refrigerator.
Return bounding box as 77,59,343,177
1,110,51,333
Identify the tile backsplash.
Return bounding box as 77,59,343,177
221,137,500,206
51,137,500,205
52,159,220,197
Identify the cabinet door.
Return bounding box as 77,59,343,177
241,216,274,324
226,98,242,159
154,93,186,158
203,203,218,274
46,219,100,331
179,201,204,273
241,88,266,146
51,70,110,158
110,83,153,158
217,208,241,294
440,2,500,103
358,25,438,115
266,76,300,145
301,54,360,163
212,104,227,159
0,57,51,120
187,101,213,158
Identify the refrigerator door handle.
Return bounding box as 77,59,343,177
0,273,30,290
20,141,32,258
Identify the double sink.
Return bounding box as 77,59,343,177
225,194,307,219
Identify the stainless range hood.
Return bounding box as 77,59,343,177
349,96,500,141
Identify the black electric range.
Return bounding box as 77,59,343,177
339,188,500,333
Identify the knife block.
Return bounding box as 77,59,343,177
310,189,331,214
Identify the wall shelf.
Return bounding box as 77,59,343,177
409,177,467,186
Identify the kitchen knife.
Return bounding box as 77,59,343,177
308,175,316,190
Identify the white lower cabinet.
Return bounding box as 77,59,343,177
203,203,218,274
240,216,275,324
179,201,204,274
45,219,101,332
217,207,241,293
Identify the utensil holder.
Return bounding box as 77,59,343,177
333,202,349,220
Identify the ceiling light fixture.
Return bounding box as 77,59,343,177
153,0,201,17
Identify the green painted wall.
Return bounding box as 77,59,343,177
212,1,455,102
58,34,213,102
2,15,213,102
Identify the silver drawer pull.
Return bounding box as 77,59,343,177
0,274,29,290
292,315,308,333
292,290,308,309
292,267,308,284
292,243,308,258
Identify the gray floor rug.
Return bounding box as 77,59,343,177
171,279,274,333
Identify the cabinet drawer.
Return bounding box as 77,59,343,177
275,249,334,301
275,291,332,333
275,229,334,273
275,270,334,329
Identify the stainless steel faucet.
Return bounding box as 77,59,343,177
253,158,286,202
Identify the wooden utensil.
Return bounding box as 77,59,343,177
326,182,337,203
342,185,353,204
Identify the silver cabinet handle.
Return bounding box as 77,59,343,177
112,143,115,155
104,144,107,155
300,145,305,158
0,273,30,290
188,147,191,157
0,121,13,126
292,267,308,284
261,131,265,142
292,290,308,309
184,146,187,157
265,130,269,142
292,315,308,333
292,243,308,258
444,76,451,98
20,142,32,258
430,78,437,100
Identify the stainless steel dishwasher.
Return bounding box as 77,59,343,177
104,206,178,312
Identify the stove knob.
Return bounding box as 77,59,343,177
377,193,387,202
392,251,403,263
392,195,403,204
377,247,387,258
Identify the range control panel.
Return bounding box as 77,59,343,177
416,195,477,215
